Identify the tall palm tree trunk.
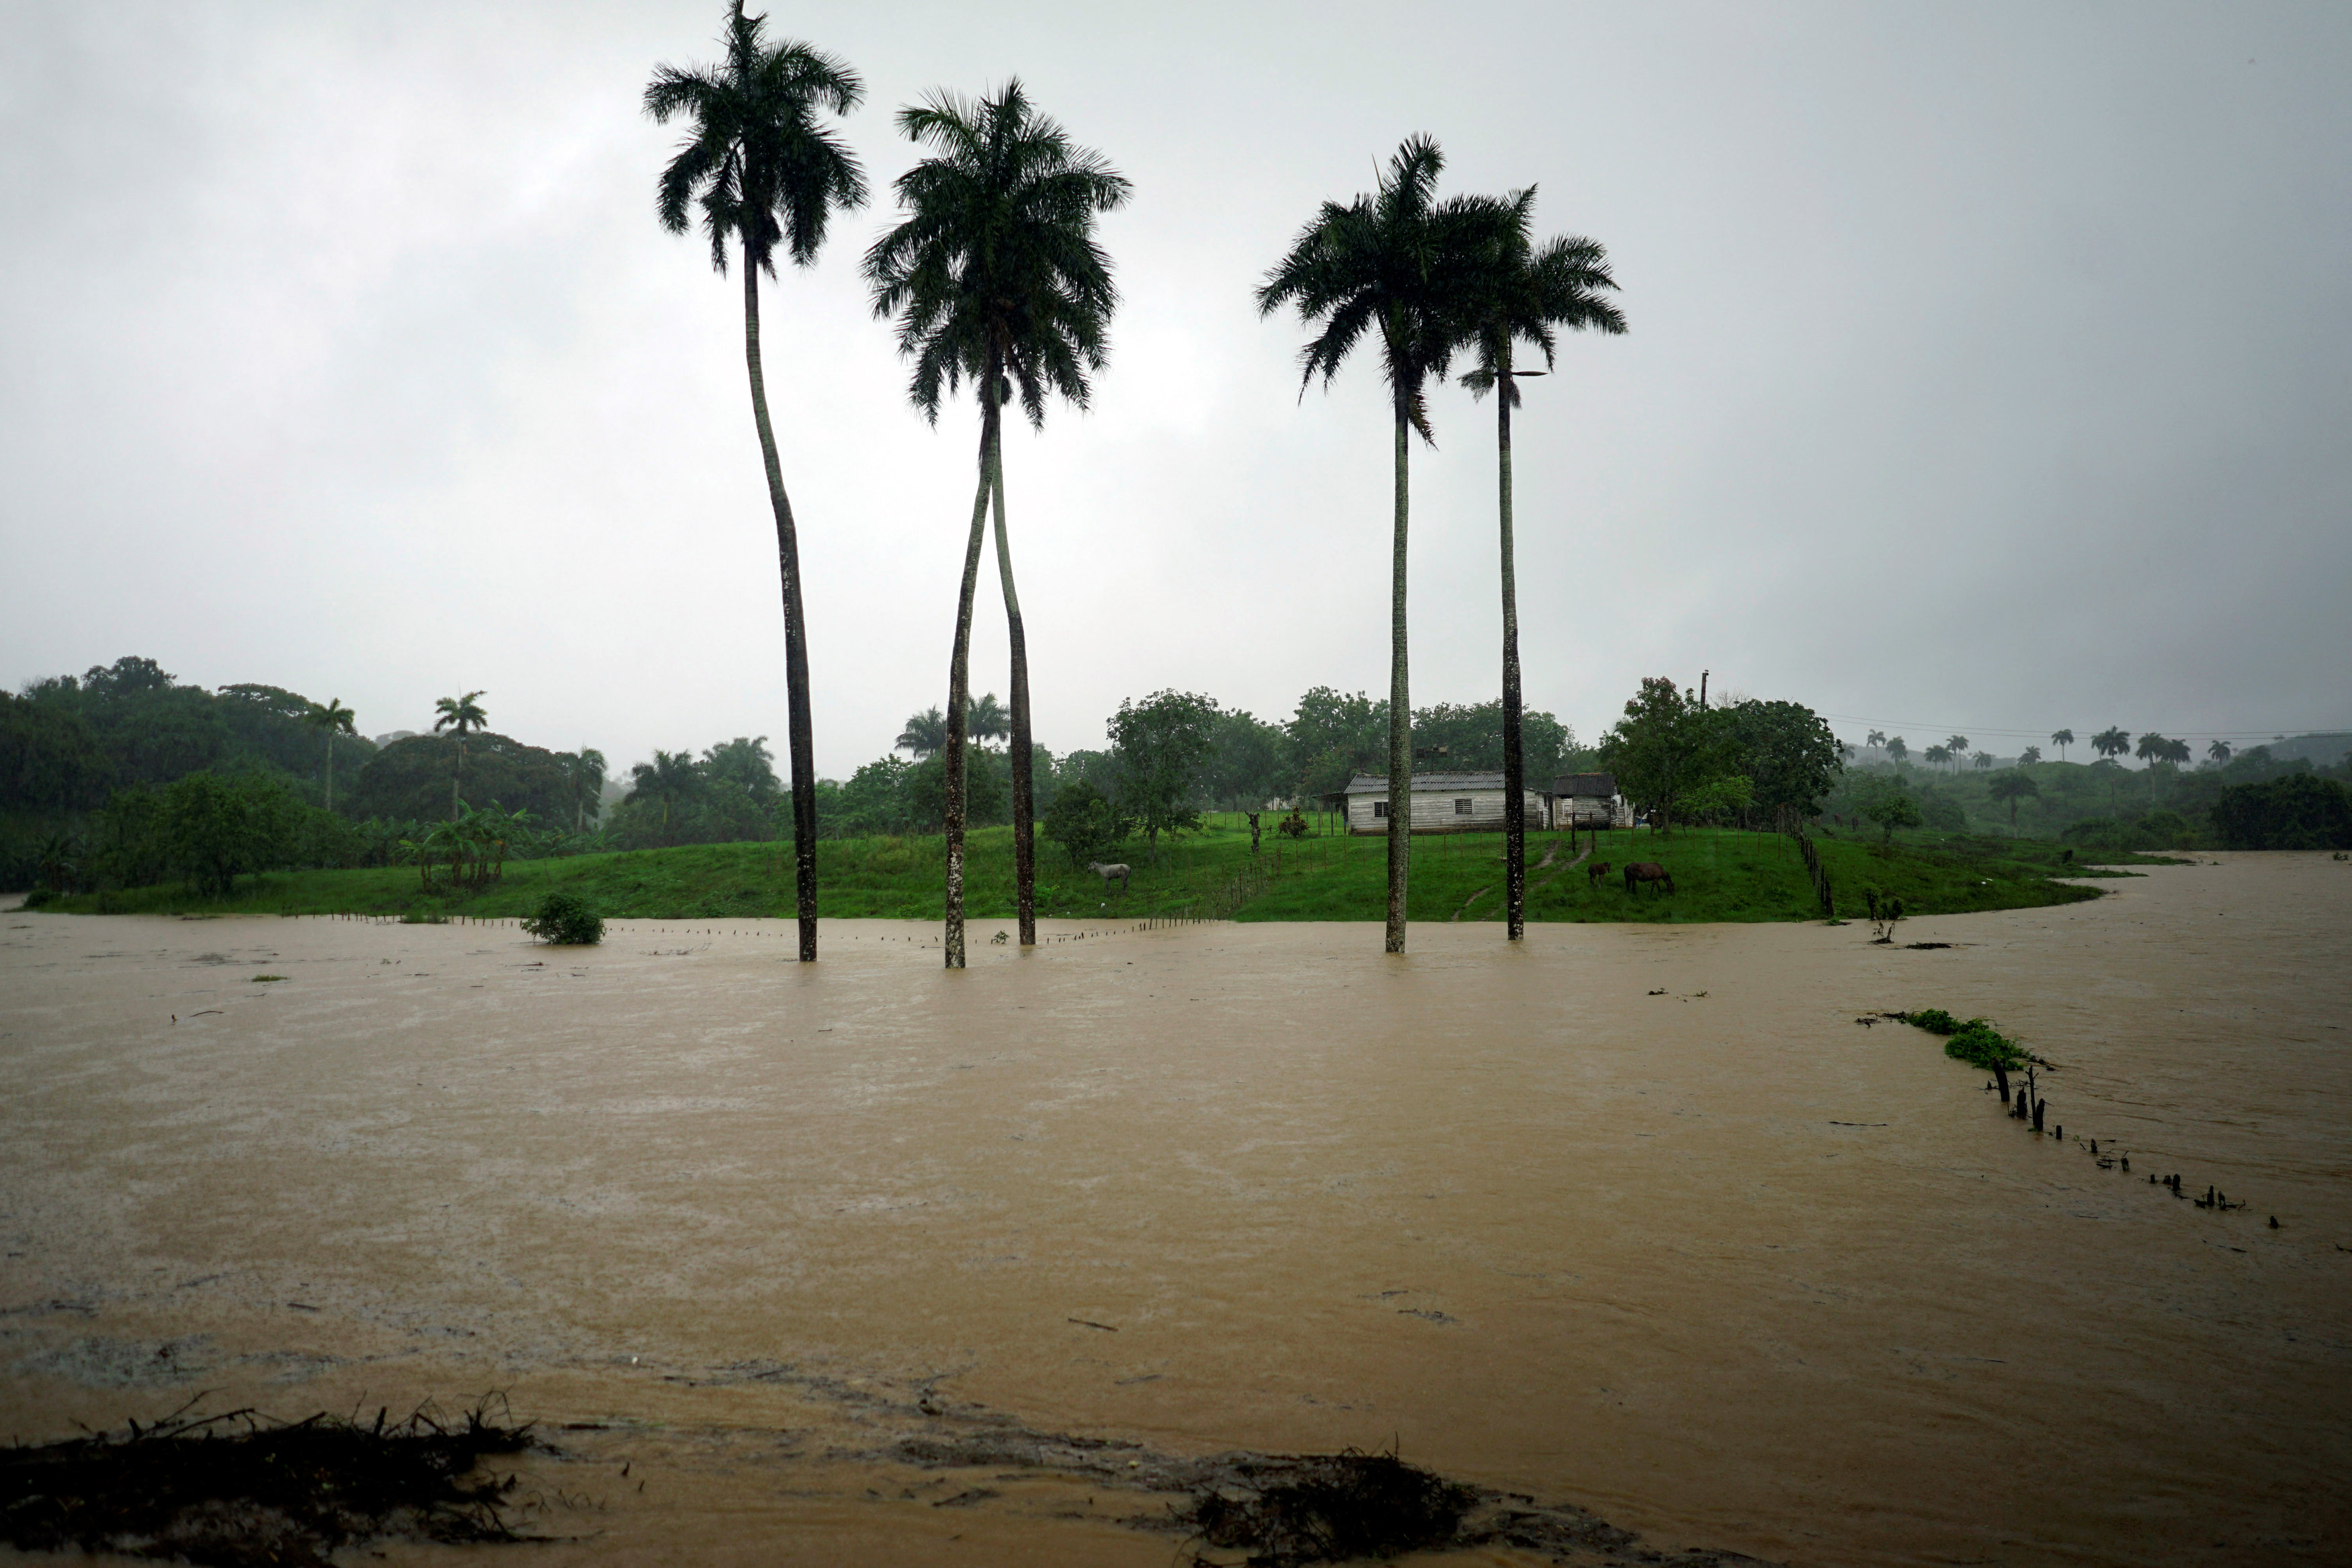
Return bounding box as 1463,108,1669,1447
941,389,999,969
743,247,821,961
1497,369,1525,941
1386,398,1412,954
325,737,335,814
990,436,1037,947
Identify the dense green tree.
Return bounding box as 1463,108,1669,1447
866,80,1128,962
1718,699,1844,819
161,771,301,898
1987,769,2040,828
344,733,575,825
0,692,112,813
1042,778,1130,870
1456,184,1623,939
701,735,780,799
1597,677,1737,834
902,747,1008,830
1258,136,1499,953
1205,709,1289,810
2211,775,2352,850
1109,689,1221,856
646,1,867,963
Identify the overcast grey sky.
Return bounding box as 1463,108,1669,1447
4,1,2347,777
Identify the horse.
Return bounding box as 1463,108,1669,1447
1087,861,1131,893
1586,861,1612,889
1624,862,1674,896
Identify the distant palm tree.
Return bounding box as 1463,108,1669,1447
1945,735,1970,774
2208,739,2232,766
1988,770,2040,829
2134,732,2169,766
1885,736,1908,763
1866,729,1887,750
2017,745,2042,767
646,1,868,963
2050,728,2074,762
1456,185,1622,941
306,697,356,813
866,79,1129,965
628,750,704,846
1924,744,1951,771
2091,726,2131,762
896,707,948,759
1972,751,1992,771
433,691,487,820
566,748,607,833
1258,136,1498,955
966,691,1010,749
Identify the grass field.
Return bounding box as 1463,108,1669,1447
40,816,2169,925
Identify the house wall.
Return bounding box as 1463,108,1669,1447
1557,794,1633,829
1347,789,1550,834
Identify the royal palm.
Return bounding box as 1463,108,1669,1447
306,697,357,813
866,81,1129,966
433,691,486,821
1457,187,1622,939
1258,136,1496,953
645,1,867,963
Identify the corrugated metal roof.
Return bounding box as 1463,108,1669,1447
1341,772,1513,793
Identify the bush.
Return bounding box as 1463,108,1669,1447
1943,1020,2024,1071
521,892,602,945
1899,1007,1960,1035
2210,774,2352,850
19,887,55,909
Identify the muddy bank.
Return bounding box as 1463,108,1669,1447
1,853,2347,1564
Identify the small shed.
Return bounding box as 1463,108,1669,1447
1341,772,1550,834
1553,772,1631,830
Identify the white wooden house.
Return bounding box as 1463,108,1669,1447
1552,772,1631,830
1341,772,1550,834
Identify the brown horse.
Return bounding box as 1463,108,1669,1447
1624,862,1675,896
1586,861,1612,889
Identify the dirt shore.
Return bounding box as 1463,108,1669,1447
3,855,2347,1565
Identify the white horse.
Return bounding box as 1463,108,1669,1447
1087,861,1131,893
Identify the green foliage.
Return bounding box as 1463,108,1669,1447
1597,677,1740,829
901,749,1009,832
154,772,303,898
1863,785,1924,842
1893,1007,2026,1070
1919,791,1968,832
521,891,603,946
1109,689,1220,850
1716,698,1843,817
2210,774,2352,851
345,733,575,825
1900,1008,1961,1035
1042,780,1130,869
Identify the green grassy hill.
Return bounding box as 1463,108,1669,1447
42,816,2156,925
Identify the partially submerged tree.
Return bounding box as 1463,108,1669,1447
866,79,1128,965
1257,136,1497,952
646,1,868,962
1456,185,1622,940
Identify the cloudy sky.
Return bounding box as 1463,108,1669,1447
4,1,2347,778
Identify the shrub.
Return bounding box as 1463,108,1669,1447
1900,1007,1960,1035
2210,775,2352,851
1943,1020,2024,1071
521,892,602,945
20,887,55,909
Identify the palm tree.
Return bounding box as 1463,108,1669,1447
1972,750,1992,771
566,748,607,834
645,2,867,964
1924,744,1951,771
1988,770,2040,829
1257,136,1497,954
2134,732,2169,767
2050,728,2074,762
2091,726,2131,762
2208,739,2232,766
306,698,356,813
433,691,487,820
1944,735,1970,774
1885,736,1908,763
896,707,948,759
628,750,704,846
966,691,1010,750
866,80,1129,966
1866,729,1886,751
1456,186,1622,941
2017,745,2042,767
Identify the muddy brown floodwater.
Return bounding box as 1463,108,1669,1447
1,854,2347,1566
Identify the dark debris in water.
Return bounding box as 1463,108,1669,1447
1186,1449,1477,1565
0,1398,542,1568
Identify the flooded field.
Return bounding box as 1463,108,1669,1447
2,854,2347,1565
